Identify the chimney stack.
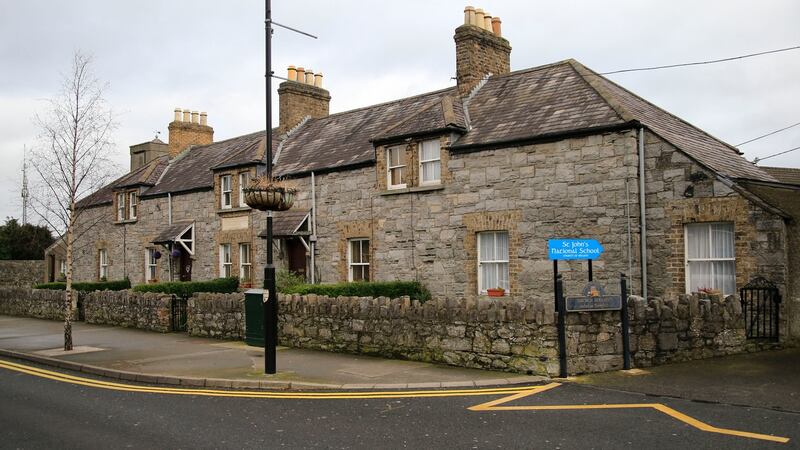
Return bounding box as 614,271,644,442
168,107,214,158
454,5,511,96
278,64,331,133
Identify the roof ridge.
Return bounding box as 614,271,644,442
567,59,635,123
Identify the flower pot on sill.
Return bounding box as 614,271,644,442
487,288,505,297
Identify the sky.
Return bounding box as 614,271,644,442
1,0,798,225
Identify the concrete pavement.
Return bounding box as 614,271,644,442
0,315,544,390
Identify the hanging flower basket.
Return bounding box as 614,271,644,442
153,250,162,260
243,177,297,211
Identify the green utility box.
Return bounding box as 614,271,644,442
244,289,266,347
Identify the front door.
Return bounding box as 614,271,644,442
179,251,192,281
287,238,307,280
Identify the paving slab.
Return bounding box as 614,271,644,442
0,315,544,389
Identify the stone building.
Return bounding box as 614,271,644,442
53,6,799,340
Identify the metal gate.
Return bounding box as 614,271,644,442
171,295,188,332
740,277,781,341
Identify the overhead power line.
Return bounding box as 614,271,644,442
736,121,800,146
599,45,800,75
754,145,800,163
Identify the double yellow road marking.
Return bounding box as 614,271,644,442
469,385,790,444
0,359,789,443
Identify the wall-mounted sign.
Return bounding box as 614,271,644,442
548,239,604,261
565,282,621,312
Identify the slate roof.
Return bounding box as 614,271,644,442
82,58,781,208
760,166,800,186
152,220,193,243
257,210,311,237
78,156,168,208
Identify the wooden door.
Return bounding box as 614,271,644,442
287,238,307,280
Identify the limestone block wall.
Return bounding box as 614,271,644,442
188,292,245,339
0,287,75,321
0,261,44,287
83,290,171,332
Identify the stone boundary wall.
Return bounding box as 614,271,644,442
188,293,245,339
83,290,171,333
275,292,749,376
0,261,44,287
0,287,75,321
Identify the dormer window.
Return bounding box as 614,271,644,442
419,139,441,185
116,193,125,221
387,146,406,189
221,175,232,209
129,191,138,220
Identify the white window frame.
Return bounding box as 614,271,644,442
347,238,370,282
239,243,252,282
98,249,108,280
220,175,232,209
684,222,736,295
129,191,138,220
419,139,442,185
145,248,158,282
238,172,250,208
477,231,510,295
59,259,66,277
386,146,406,189
220,243,232,277
116,193,125,221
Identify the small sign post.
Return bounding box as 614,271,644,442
549,239,631,377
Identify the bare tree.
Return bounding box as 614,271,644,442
30,51,117,350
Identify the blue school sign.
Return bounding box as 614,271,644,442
548,239,604,261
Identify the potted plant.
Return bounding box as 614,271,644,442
242,176,297,211
487,287,506,297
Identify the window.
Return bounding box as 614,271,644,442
685,222,735,295
145,248,158,282
59,260,66,277
386,146,406,189
478,231,509,295
347,238,370,282
221,175,232,208
116,193,125,221
238,172,250,208
129,191,138,220
98,249,108,280
220,244,232,277
419,139,441,185
239,243,251,282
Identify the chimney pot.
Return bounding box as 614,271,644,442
483,13,492,31
191,111,199,124
168,108,213,157
182,109,191,122
492,17,502,37
474,8,484,27
174,108,181,122
287,65,297,81
296,67,306,83
200,112,208,126
464,6,475,25
305,69,315,85
314,72,323,88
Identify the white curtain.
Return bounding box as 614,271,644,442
420,140,441,182
686,223,735,294
479,232,509,291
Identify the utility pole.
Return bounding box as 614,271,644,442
262,0,317,374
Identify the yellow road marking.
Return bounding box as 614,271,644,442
0,359,549,400
469,386,790,444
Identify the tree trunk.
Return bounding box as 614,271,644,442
64,206,75,351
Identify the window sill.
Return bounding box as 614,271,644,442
217,207,251,215
380,185,445,196
115,219,137,225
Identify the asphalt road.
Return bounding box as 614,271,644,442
1,358,797,449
